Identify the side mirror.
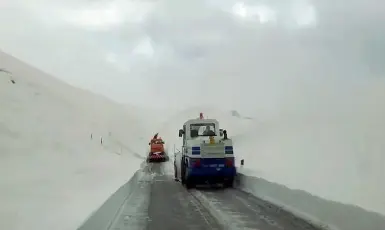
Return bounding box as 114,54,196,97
148,142,151,145
178,129,184,137
219,129,223,136
223,130,228,139
241,159,244,166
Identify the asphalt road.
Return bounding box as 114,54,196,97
146,167,221,230
79,162,324,230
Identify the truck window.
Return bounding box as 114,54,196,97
183,125,186,145
190,123,216,136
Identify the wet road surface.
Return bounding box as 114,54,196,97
146,173,221,230
78,162,325,230
190,188,319,230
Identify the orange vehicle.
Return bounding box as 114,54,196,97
147,133,168,162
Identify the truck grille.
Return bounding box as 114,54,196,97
200,142,225,157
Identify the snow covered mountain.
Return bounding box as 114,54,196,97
2,47,385,230
0,51,151,230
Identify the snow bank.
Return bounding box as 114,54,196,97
76,164,152,230
0,51,149,230
235,170,385,230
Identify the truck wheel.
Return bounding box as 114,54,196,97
185,177,194,189
181,162,186,185
174,165,178,181
224,177,234,188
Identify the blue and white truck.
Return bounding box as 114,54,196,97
174,113,236,189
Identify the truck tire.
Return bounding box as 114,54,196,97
224,177,234,188
181,159,186,185
185,177,194,189
174,165,178,181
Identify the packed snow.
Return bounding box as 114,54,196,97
0,51,150,230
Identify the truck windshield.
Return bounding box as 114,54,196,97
190,123,216,137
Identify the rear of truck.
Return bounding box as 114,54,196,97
147,139,168,162
186,141,236,186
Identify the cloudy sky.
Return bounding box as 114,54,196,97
0,0,384,114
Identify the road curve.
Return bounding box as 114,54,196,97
78,162,325,230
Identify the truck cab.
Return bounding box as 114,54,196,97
174,114,236,188
149,138,165,153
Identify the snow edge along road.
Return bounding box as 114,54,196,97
234,171,336,230
235,170,385,230
76,162,152,230
77,164,385,230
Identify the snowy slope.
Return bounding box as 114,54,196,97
0,51,150,230
161,99,385,216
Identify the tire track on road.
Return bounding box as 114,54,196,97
190,188,325,230
146,163,222,230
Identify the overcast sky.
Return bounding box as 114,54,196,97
0,0,384,115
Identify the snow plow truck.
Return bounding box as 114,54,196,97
174,113,236,189
147,133,169,163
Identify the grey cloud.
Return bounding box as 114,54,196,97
1,0,385,111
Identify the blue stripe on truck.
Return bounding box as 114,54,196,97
191,151,200,155
225,146,233,154
191,146,200,155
